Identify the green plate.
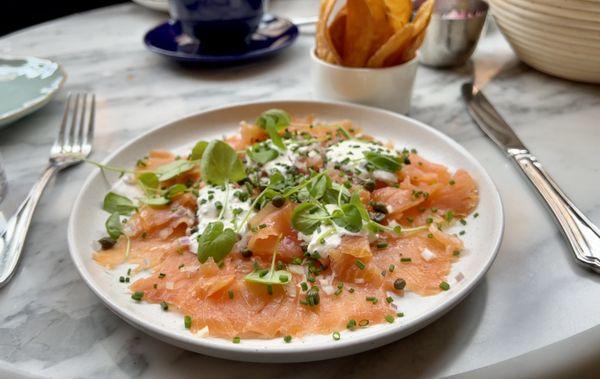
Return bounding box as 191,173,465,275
0,56,66,128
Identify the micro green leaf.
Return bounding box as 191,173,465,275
363,151,402,172
105,212,123,240
164,183,187,199
247,145,279,164
190,141,208,160
332,204,363,233
154,160,196,182
139,196,170,206
308,174,331,200
137,172,159,191
197,221,238,263
200,140,247,185
256,109,291,150
102,192,137,215
291,202,328,234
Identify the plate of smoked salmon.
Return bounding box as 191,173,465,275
68,100,503,362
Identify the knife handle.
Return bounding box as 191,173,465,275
512,152,600,272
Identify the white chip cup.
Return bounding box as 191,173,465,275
310,49,419,115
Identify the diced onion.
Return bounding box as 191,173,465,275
166,282,174,290
421,248,437,261
196,326,209,337
288,265,305,275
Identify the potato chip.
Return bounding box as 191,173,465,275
383,0,412,31
316,0,342,64
328,7,347,58
366,0,395,54
366,23,414,68
412,0,435,37
343,0,375,67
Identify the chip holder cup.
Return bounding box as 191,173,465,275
310,49,419,115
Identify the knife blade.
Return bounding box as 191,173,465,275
461,81,600,273
461,82,528,155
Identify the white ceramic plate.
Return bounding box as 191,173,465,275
131,0,169,12
68,100,503,362
0,56,66,128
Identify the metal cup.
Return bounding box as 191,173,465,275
419,0,488,68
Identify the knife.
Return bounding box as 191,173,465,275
462,82,600,273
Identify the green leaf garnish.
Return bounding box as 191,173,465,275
332,204,363,233
245,236,291,285
308,174,331,200
190,141,208,160
154,160,196,182
138,172,159,191
105,212,123,240
103,192,137,215
139,196,170,206
164,183,187,199
200,140,247,185
363,151,402,172
197,221,238,263
291,202,329,234
247,145,279,164
256,109,291,150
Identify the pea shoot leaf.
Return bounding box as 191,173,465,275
291,202,328,234
332,204,363,232
154,160,196,182
247,145,279,164
200,140,247,185
105,212,123,240
164,183,187,199
139,196,170,206
190,141,208,160
363,151,402,172
256,109,291,150
308,174,331,200
103,192,137,215
197,221,238,263
245,269,291,285
137,172,159,192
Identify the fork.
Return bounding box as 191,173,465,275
0,93,95,287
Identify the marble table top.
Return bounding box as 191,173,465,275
1,1,599,378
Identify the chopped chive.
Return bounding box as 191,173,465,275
388,264,395,272
131,291,144,301
359,319,369,327
394,278,406,290
459,219,467,225
427,233,433,238
355,259,366,270
125,277,130,283
348,288,355,293
279,274,289,283
267,284,273,295
385,315,395,323
376,241,389,249
474,212,479,218
184,315,192,329
439,281,450,291
153,283,157,289
158,272,166,279
332,331,341,341
283,335,292,343
400,257,412,263
119,276,125,283
335,287,343,296
232,336,241,344
459,230,466,235
449,179,456,185
300,282,308,291
453,250,461,256
127,268,131,276
386,296,394,303
366,296,378,304
347,319,357,330
228,289,234,299
397,312,405,317
160,301,169,311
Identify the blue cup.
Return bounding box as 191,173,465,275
169,0,264,49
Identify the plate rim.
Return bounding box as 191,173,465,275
0,56,67,127
67,99,504,362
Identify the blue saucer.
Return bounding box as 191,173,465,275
143,15,299,64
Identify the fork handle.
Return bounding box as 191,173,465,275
512,152,600,272
0,165,57,287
